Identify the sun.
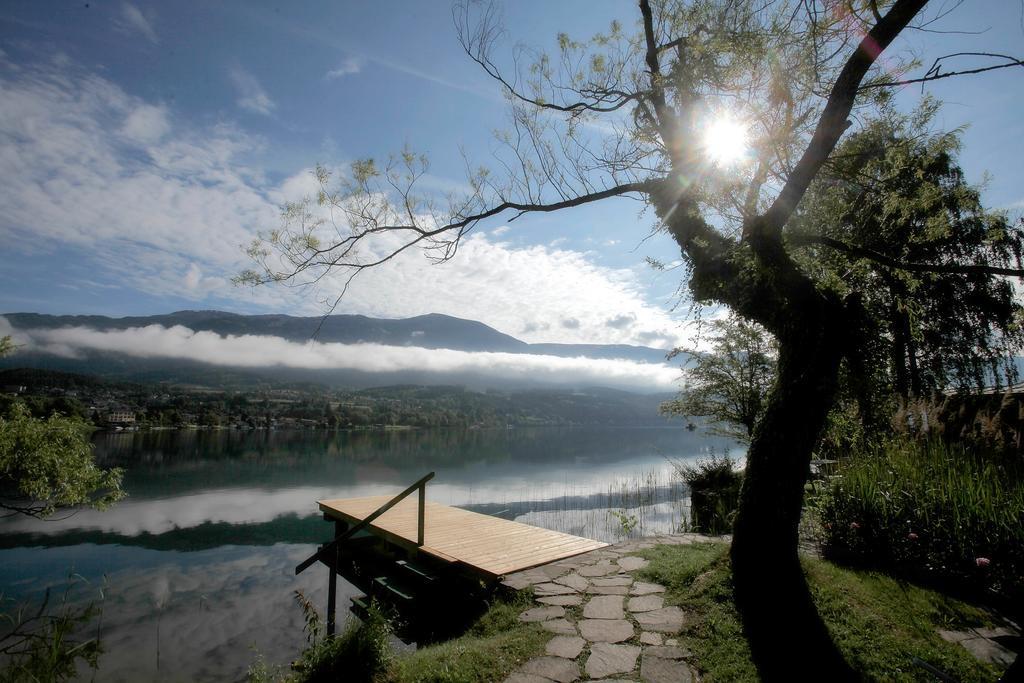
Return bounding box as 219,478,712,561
702,115,749,166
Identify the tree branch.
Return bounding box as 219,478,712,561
791,233,1024,278
639,0,679,156
760,0,929,237
454,0,643,116
241,180,655,290
860,52,1024,90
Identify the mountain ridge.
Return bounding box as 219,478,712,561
2,310,673,363
0,310,682,393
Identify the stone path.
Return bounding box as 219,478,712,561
502,533,1022,680
502,534,709,683
938,625,1021,668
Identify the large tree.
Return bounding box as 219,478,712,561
791,101,1024,404
241,1,1023,676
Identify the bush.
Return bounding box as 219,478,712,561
275,591,394,683
674,453,743,535
253,590,546,683
818,439,1024,603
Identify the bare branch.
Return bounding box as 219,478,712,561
454,0,643,116
860,51,1024,90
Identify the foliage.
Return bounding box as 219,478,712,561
792,101,1024,399
254,590,544,683
386,593,546,683
0,401,124,518
673,453,743,534
609,509,639,537
661,316,776,442
816,397,871,460
892,392,1024,456
638,542,1005,681
295,598,394,683
0,580,106,683
818,439,1024,602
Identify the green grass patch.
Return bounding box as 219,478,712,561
638,542,1006,682
387,591,547,683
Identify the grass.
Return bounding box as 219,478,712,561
638,542,1007,682
387,596,547,683
250,590,546,683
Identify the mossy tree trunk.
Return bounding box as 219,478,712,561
730,305,856,680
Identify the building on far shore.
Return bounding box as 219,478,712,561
104,411,136,428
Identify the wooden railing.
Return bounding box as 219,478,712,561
295,471,435,575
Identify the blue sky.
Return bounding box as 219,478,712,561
0,1,1021,348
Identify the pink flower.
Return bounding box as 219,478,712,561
975,557,991,568
849,521,860,530
907,532,919,541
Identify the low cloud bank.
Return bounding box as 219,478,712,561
0,318,679,392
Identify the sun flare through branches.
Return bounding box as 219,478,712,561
702,115,749,167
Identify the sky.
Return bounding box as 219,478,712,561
0,1,1022,351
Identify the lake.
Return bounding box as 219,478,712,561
0,426,741,682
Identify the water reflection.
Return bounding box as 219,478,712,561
0,426,741,681
2,544,334,683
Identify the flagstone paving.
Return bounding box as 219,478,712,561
507,534,707,682
506,533,1021,681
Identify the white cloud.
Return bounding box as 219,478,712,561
119,103,170,144
183,262,203,291
117,2,159,44
325,56,362,80
227,64,275,115
0,60,693,349
0,320,680,392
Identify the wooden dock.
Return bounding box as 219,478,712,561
319,494,607,579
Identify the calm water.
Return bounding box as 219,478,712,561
0,426,739,682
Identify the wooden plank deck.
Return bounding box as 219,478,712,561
319,494,607,579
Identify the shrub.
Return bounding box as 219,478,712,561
286,591,394,683
818,439,1024,602
674,453,743,535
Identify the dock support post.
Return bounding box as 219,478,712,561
326,519,345,637
326,555,337,637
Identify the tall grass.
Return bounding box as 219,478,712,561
817,439,1024,601
501,468,690,541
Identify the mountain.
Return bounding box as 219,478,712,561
0,310,682,392
3,310,670,364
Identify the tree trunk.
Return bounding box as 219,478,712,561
890,296,910,400
730,308,857,681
